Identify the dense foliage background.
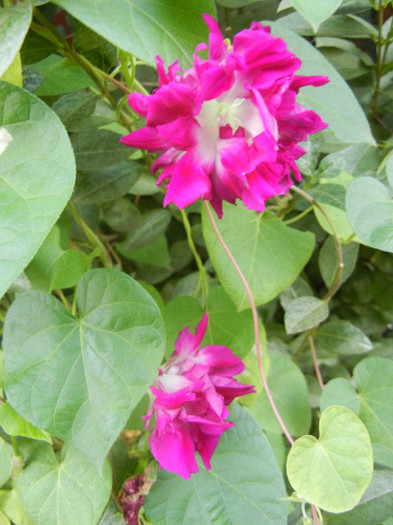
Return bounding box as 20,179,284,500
1,0,393,524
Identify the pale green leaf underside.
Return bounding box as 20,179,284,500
0,3,32,77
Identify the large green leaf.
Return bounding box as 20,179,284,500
144,403,287,525
355,358,393,468
247,354,311,436
287,406,373,513
52,0,216,68
0,3,32,77
269,22,375,145
0,81,75,299
287,0,343,33
346,177,393,252
16,442,111,525
313,320,373,356
3,269,165,470
202,203,315,311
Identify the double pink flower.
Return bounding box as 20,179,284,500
121,15,328,217
144,314,255,479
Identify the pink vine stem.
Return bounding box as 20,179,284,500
204,201,294,446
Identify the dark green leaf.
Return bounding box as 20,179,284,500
71,130,132,171
52,91,98,130
118,209,171,251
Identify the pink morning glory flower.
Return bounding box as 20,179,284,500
143,313,255,479
121,15,328,218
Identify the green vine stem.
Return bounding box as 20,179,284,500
180,208,209,309
371,0,385,117
309,334,324,390
68,203,112,269
203,201,295,445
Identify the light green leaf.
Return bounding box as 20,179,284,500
0,81,75,300
0,437,13,488
288,0,343,32
269,22,375,145
314,320,372,356
355,358,393,468
346,177,393,252
202,203,315,311
52,0,216,68
203,286,254,358
16,442,111,525
0,3,32,77
284,296,329,334
3,269,165,471
0,488,32,525
320,378,360,414
144,403,287,525
326,470,393,525
248,354,311,436
287,406,373,513
25,224,87,292
0,403,51,443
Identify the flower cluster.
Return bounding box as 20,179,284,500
143,313,255,479
121,15,328,218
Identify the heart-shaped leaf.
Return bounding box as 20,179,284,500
287,406,373,513
16,442,111,525
144,403,287,524
0,80,75,299
346,177,393,252
287,0,343,33
3,269,165,470
202,203,315,311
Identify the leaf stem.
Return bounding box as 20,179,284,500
180,208,209,309
309,334,324,390
203,201,294,445
371,0,385,117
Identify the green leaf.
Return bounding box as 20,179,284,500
320,378,360,414
0,3,32,77
287,406,373,513
52,91,98,130
319,237,359,288
269,22,375,145
71,130,132,171
0,81,76,300
26,55,92,96
72,160,142,204
346,177,393,252
3,269,165,470
203,286,254,358
0,437,13,488
16,442,111,525
25,224,87,292
284,296,329,334
0,488,32,525
202,203,315,311
248,354,311,436
288,0,343,32
118,209,171,250
318,144,380,178
98,498,127,525
52,0,216,68
0,403,51,443
119,235,171,269
314,320,372,356
355,358,393,468
144,403,287,525
326,470,393,525
163,296,203,360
